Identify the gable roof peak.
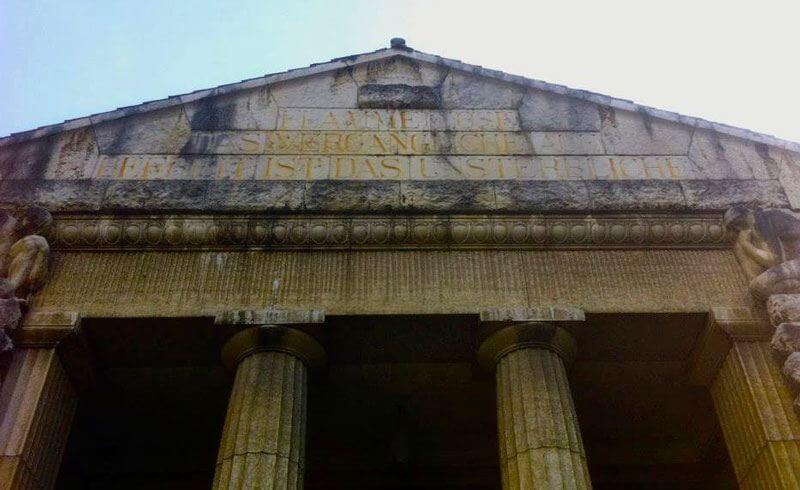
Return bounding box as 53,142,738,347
1,42,797,153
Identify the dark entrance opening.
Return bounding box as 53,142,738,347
54,312,736,488
304,315,500,489
55,318,230,489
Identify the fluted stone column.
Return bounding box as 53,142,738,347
479,320,591,489
213,325,325,489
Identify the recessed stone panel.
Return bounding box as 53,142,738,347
529,132,604,155
518,90,601,131
270,70,357,108
0,129,99,180
442,71,524,109
688,128,776,180
600,108,692,155
358,84,441,109
92,106,191,154
352,57,447,87
182,87,277,130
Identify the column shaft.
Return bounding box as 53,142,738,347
711,341,800,489
213,351,307,489
0,348,77,490
496,347,591,489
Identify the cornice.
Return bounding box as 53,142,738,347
47,213,730,251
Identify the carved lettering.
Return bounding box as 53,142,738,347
90,155,696,181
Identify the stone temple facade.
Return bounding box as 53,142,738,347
1,39,800,488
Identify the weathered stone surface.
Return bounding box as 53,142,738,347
783,351,800,385
92,106,191,154
42,129,99,179
0,129,99,180
0,137,54,180
270,70,357,108
586,181,686,210
772,323,800,355
518,90,600,131
480,305,585,323
304,181,399,212
400,181,494,211
494,181,590,212
210,181,305,212
442,71,524,109
273,108,519,132
750,259,800,300
680,180,789,210
485,334,591,488
182,87,277,130
215,309,325,326
0,179,106,211
689,128,775,180
358,84,442,109
529,132,604,155
600,108,692,155
352,57,447,87
102,180,214,211
213,348,310,488
768,294,800,325
773,149,800,210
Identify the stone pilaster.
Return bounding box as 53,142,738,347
711,341,800,488
479,307,591,489
0,311,81,490
212,324,325,490
689,307,800,488
0,349,77,489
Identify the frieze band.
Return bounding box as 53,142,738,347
48,214,729,250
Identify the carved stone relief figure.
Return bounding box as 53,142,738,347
0,207,52,356
724,205,800,299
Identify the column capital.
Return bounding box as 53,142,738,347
478,305,583,370
478,322,578,370
13,310,82,348
221,325,326,370
688,306,772,386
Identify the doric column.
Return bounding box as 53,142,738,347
689,307,800,488
0,312,82,490
213,317,325,490
479,307,591,489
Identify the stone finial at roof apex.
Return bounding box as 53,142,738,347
390,37,409,50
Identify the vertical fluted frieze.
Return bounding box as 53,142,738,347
496,347,591,489
711,342,800,488
0,348,77,490
213,351,308,489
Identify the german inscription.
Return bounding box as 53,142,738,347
93,154,691,181
58,109,710,181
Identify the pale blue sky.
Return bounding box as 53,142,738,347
2,0,799,141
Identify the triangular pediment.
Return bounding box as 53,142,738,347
1,41,799,215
